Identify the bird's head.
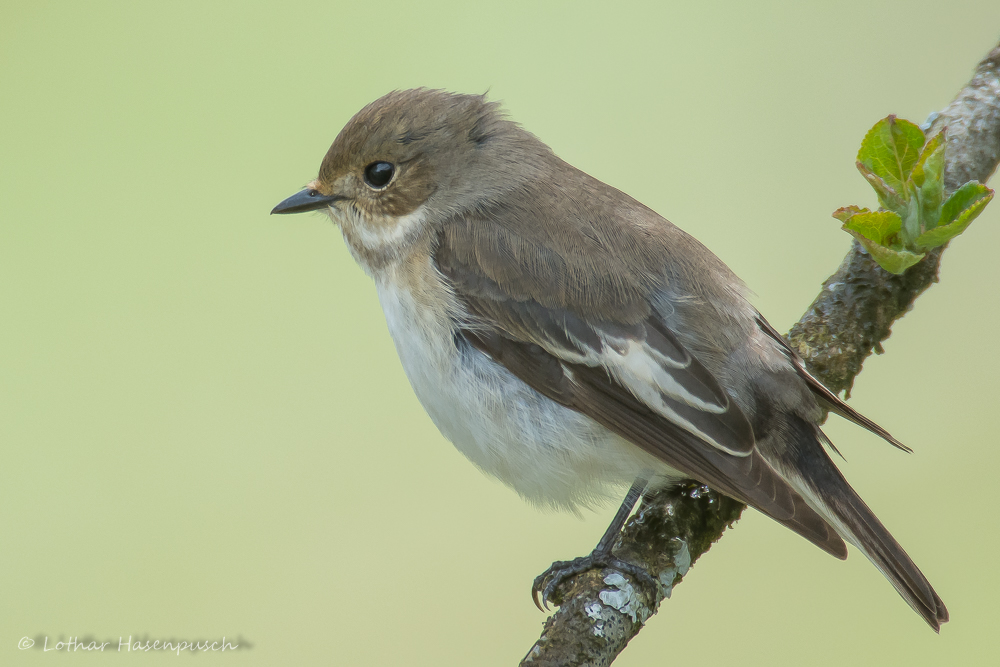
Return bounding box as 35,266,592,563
272,88,547,266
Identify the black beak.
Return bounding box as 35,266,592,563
270,189,342,215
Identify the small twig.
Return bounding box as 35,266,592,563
521,42,1000,667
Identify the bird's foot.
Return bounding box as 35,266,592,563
531,550,658,610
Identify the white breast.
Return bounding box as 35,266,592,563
373,257,668,511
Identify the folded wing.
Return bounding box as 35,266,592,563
436,228,847,558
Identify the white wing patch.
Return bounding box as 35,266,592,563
540,323,752,458
611,339,727,414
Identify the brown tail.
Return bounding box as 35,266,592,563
759,414,948,631
811,467,949,630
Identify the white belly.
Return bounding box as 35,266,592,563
374,265,669,511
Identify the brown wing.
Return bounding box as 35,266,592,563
436,227,847,559
456,323,846,559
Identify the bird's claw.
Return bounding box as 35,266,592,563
531,552,659,611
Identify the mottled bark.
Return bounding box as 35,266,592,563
521,43,1000,667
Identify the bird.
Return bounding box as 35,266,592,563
271,88,948,630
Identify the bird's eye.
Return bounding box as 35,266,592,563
363,161,395,189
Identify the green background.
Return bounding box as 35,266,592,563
3,1,999,665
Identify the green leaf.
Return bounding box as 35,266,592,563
939,181,992,226
911,131,946,187
916,185,994,248
911,131,946,227
856,162,907,213
857,115,926,193
842,210,902,246
847,229,925,274
901,193,922,244
832,205,869,223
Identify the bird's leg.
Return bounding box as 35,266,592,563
532,476,657,610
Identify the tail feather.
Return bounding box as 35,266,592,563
759,414,948,630
820,476,950,630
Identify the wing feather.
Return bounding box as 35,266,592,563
441,241,755,457
755,314,911,453
437,227,847,557
460,327,847,559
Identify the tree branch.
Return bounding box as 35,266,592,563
521,42,1000,667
